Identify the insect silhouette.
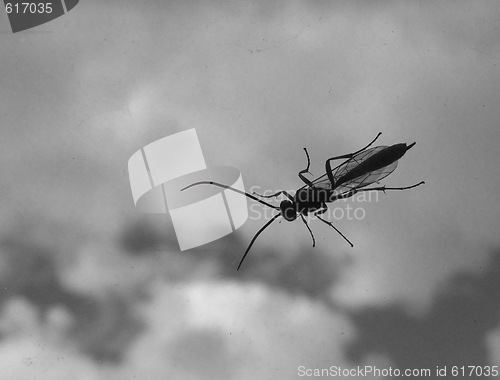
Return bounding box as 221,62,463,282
181,132,424,270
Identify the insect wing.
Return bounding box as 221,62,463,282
312,146,398,193
332,160,398,195
312,146,384,188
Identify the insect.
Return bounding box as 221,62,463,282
181,132,424,270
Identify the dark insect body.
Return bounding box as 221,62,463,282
181,132,424,270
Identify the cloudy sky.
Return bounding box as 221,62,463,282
1,1,500,379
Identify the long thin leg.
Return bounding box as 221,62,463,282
325,132,382,167
354,132,383,154
319,181,424,245
237,213,281,271
326,132,383,185
300,214,316,247
316,214,354,248
298,148,315,187
182,181,280,210
335,181,425,201
253,190,294,201
359,181,425,192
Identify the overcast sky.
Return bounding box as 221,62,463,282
1,1,500,379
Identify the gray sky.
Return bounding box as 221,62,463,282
1,1,500,379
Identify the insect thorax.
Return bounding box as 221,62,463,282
294,188,330,209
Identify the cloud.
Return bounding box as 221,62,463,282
0,279,375,380
347,250,500,372
0,298,101,380
487,325,500,366
110,280,367,380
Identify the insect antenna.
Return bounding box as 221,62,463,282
237,213,281,271
181,181,280,210
182,181,283,270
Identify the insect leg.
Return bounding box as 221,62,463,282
300,214,316,247
331,181,425,202
237,213,281,271
324,132,382,164
298,132,384,191
253,190,294,201
356,132,383,153
181,181,280,210
298,148,315,187
314,208,354,247
345,181,425,196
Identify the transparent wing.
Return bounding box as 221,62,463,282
312,146,386,188
330,160,398,195
312,146,398,194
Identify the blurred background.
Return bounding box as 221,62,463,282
1,1,500,379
